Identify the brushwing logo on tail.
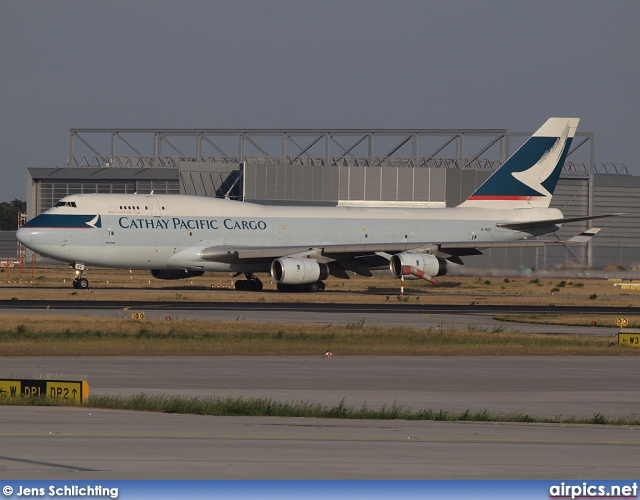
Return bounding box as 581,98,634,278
460,117,578,208
510,122,569,198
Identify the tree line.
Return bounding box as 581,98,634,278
0,200,26,231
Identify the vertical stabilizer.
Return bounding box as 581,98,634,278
458,117,579,209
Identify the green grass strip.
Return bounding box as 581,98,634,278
1,394,635,426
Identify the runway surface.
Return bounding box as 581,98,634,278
1,356,639,479
0,299,625,335
3,298,640,315
3,407,638,480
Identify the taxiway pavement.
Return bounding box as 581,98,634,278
1,356,638,479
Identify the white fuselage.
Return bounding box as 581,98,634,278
17,193,562,272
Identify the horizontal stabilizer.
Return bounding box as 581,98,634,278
561,227,600,243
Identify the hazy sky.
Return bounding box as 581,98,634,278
1,0,638,202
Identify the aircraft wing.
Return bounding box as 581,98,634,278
496,213,625,230
200,243,429,263
199,228,598,276
200,243,410,277
430,228,601,263
200,238,571,264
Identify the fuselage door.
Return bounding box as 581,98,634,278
106,227,116,245
146,196,161,217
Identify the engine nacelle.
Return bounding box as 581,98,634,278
270,258,329,285
389,253,447,283
150,269,205,280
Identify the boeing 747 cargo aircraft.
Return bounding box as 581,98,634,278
17,118,617,291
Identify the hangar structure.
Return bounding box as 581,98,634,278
23,126,636,271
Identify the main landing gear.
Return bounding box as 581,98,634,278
233,273,326,293
234,273,264,292
276,281,325,293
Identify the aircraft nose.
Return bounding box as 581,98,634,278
16,227,31,246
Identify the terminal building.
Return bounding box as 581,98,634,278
19,126,639,272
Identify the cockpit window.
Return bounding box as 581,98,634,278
55,201,77,208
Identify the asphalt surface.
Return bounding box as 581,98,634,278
3,406,638,480
0,296,636,479
3,298,640,315
1,356,639,479
0,299,626,335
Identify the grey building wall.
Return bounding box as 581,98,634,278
444,169,492,207
592,174,640,268
243,163,449,206
179,161,241,198
27,167,180,218
0,232,17,259
244,163,339,206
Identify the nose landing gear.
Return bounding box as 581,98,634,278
71,263,90,289
72,275,89,289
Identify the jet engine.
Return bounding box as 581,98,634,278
389,253,447,283
270,258,329,285
150,269,205,280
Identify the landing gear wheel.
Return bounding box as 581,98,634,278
75,277,89,289
276,281,325,293
234,273,263,292
308,281,325,292
249,279,263,292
